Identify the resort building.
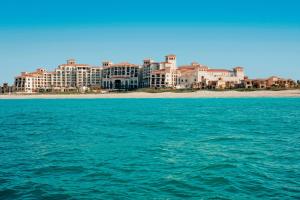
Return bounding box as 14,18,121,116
101,61,140,90
266,76,297,88
195,65,245,89
177,63,200,89
53,59,101,90
242,76,296,89
11,54,297,93
143,55,245,89
147,55,179,88
243,78,267,89
141,59,160,88
15,69,47,93
175,63,245,89
0,83,14,94
15,59,101,93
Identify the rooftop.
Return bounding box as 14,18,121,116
207,69,231,73
165,54,176,57
112,62,139,67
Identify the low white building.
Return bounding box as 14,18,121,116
196,66,245,89
176,64,199,89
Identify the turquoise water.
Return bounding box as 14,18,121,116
0,98,299,199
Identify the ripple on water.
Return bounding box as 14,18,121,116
0,189,18,199
32,165,86,176
0,98,299,199
202,163,238,171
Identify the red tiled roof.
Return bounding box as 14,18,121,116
268,76,279,79
234,66,243,69
17,73,38,78
207,69,230,73
112,62,138,67
178,66,195,70
59,64,90,67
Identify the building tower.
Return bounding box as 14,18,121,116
102,61,113,67
67,59,76,65
165,54,177,69
233,67,245,79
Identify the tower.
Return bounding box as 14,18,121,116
165,54,177,69
102,61,113,67
233,67,244,79
143,59,153,67
67,59,76,65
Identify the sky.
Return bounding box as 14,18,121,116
0,0,300,83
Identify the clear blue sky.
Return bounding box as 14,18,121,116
1,0,300,83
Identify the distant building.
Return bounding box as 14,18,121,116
141,55,245,89
141,58,160,88
11,54,296,93
177,64,199,89
13,55,246,92
15,59,101,93
101,62,139,90
0,83,14,94
195,65,245,89
266,76,296,88
148,55,179,88
242,76,296,89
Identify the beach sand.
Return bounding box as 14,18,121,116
0,90,300,99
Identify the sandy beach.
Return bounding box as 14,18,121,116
0,90,300,99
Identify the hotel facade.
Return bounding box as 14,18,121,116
15,59,101,93
12,54,296,93
101,61,139,90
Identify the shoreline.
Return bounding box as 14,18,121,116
0,90,300,99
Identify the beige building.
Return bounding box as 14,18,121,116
195,65,245,89
266,76,296,88
101,62,139,90
149,55,179,88
13,54,297,93
141,59,160,88
15,59,101,93
0,83,14,94
14,55,247,92
144,55,245,89
15,68,47,93
243,76,296,89
53,59,101,90
177,64,200,89
153,62,245,90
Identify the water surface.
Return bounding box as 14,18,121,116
0,98,299,199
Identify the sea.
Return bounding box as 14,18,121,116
0,98,299,199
